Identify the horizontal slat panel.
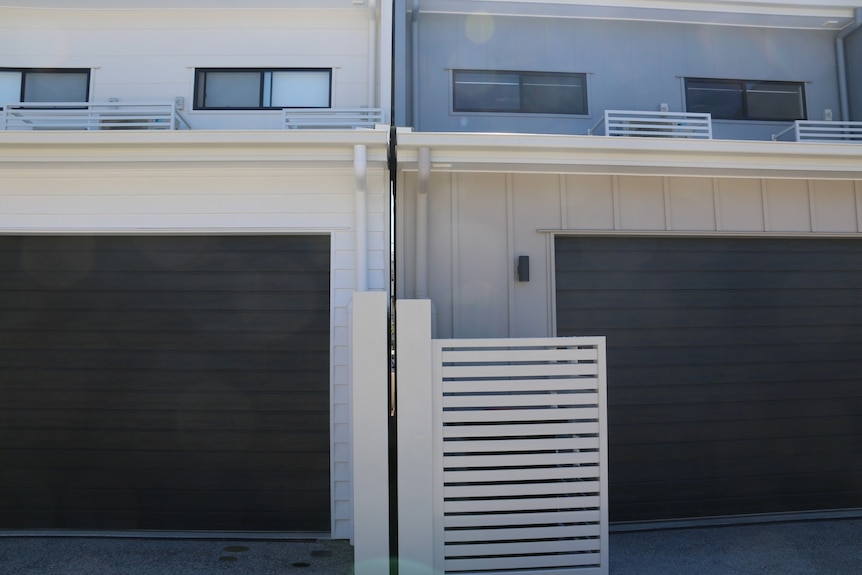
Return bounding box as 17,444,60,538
444,451,600,468
444,551,600,571
444,436,599,454
443,407,598,424
447,538,600,558
442,377,599,394
442,363,599,379
445,523,601,542
444,465,599,484
443,421,598,438
441,348,598,363
445,480,600,499
443,393,599,409
445,495,600,515
444,508,601,527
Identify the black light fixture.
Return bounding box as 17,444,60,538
517,255,530,282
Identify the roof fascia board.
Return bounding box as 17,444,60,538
0,130,391,165
396,132,862,180
416,0,859,29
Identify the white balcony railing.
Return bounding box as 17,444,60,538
283,107,384,129
1,101,189,131
590,110,712,139
772,120,862,142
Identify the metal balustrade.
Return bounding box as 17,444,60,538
1,101,188,130
772,120,862,142
283,107,384,129
590,110,712,139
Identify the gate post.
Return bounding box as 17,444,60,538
352,291,390,573
396,299,436,574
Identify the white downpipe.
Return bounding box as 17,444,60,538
355,144,368,292
415,147,430,299
836,8,862,121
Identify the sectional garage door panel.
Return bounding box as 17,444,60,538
0,235,331,531
555,236,862,523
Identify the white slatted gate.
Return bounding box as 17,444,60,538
432,337,608,575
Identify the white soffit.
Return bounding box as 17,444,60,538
417,0,859,30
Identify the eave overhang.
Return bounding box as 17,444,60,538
416,0,860,30
396,131,862,180
0,130,391,168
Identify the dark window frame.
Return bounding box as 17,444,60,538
0,68,91,106
193,68,332,111
453,69,588,116
684,77,807,121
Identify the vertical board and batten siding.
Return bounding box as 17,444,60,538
0,235,331,530
434,338,608,575
397,169,862,523
554,236,862,521
1,7,372,130
398,172,862,340
0,163,389,537
414,14,839,137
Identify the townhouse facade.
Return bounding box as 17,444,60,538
0,0,391,539
4,0,862,547
395,0,862,525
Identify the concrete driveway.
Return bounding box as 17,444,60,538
2,518,860,575
0,536,353,575
609,518,862,575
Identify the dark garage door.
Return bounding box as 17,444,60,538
0,235,331,531
556,236,862,523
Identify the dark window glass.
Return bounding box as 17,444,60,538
521,73,586,115
453,70,587,115
685,78,805,121
453,71,519,113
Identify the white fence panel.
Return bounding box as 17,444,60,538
433,337,608,575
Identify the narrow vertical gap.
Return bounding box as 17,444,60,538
761,179,770,232
612,176,621,230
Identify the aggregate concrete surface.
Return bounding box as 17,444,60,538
3,519,862,575
0,537,353,575
609,518,862,575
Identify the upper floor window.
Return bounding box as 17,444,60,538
0,69,90,106
453,70,588,115
194,68,331,110
685,78,806,121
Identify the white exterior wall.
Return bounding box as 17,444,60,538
1,6,381,129
398,168,862,339
0,134,391,539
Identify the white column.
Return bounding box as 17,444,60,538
396,299,436,573
352,291,389,574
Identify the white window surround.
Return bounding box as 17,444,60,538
0,68,90,106
194,68,332,110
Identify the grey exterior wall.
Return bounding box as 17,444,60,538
411,14,841,138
